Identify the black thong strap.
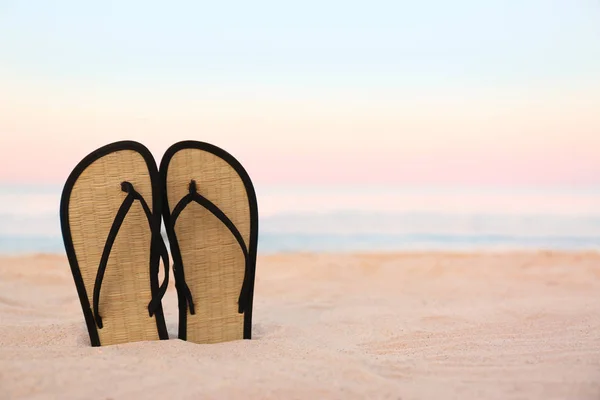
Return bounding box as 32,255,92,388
92,181,169,329
170,180,251,315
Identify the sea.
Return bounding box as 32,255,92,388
1,184,599,254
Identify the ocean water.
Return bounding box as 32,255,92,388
1,184,599,254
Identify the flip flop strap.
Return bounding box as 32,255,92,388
171,180,252,315
92,182,169,329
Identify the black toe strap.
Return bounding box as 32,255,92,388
92,181,169,329
173,262,195,315
147,238,170,318
171,180,252,315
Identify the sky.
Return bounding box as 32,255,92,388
1,0,599,186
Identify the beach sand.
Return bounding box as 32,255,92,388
1,252,600,399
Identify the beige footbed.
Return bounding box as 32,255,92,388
166,148,250,344
68,150,160,345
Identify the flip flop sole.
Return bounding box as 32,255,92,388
161,141,258,344
60,141,168,346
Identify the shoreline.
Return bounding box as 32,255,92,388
1,248,599,259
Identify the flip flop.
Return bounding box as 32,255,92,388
160,141,258,344
60,141,169,347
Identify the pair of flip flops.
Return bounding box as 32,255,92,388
60,141,258,347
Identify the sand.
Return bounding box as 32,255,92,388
1,252,600,399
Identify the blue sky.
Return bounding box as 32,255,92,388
1,0,599,88
1,1,600,186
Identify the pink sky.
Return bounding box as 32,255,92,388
1,81,599,186
1,0,600,188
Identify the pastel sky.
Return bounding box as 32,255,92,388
1,0,599,186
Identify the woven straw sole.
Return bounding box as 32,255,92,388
61,142,166,346
163,143,257,344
